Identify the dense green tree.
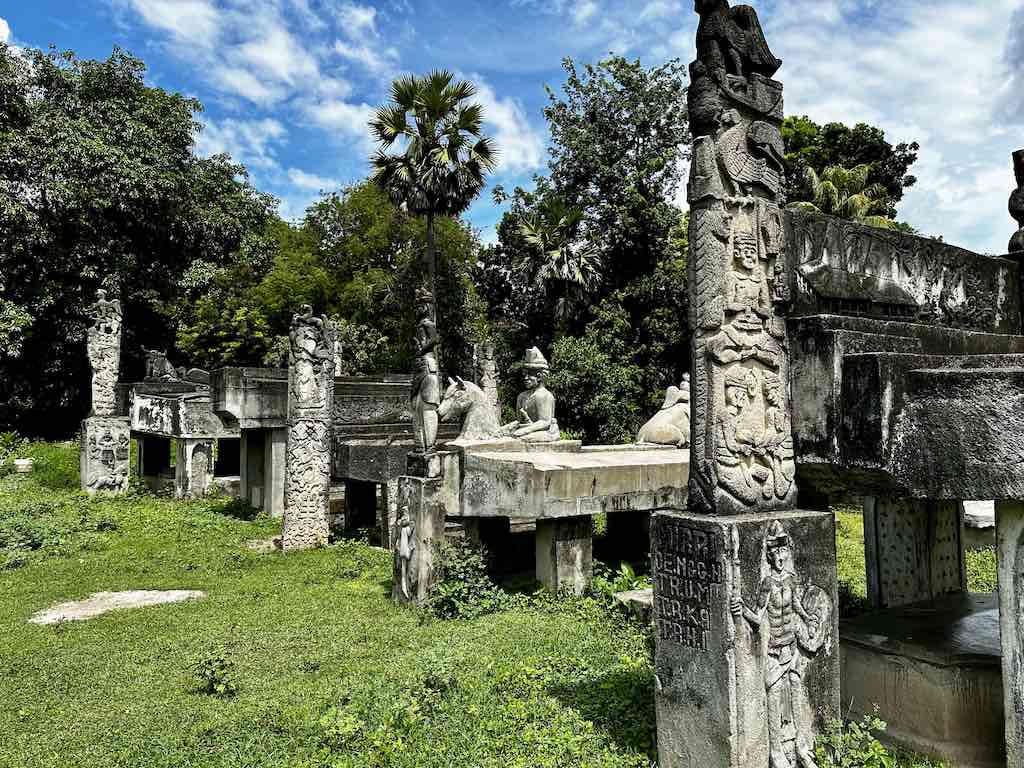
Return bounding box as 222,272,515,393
480,56,690,442
788,165,898,230
0,44,275,437
782,116,919,218
370,71,497,306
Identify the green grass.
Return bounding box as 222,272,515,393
0,443,655,768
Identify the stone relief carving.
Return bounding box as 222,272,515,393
637,376,692,448
82,418,130,493
86,289,122,417
786,209,1016,333
411,287,441,455
474,342,501,417
501,347,560,443
395,504,417,601
687,0,795,515
144,349,179,382
438,377,501,441
731,521,833,768
1010,149,1024,254
282,305,336,551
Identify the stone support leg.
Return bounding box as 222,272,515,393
997,500,1024,767
80,417,131,495
652,509,839,768
863,496,966,609
393,475,447,605
265,428,286,519
535,516,593,595
240,430,265,508
175,439,214,498
382,477,400,547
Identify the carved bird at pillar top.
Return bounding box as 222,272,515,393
695,0,782,80
718,110,781,197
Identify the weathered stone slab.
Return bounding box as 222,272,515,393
460,448,689,519
652,509,838,768
30,590,205,624
175,438,214,498
840,594,1004,768
80,416,131,495
535,515,592,594
130,391,237,438
211,367,288,429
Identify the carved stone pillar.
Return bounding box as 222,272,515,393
997,500,1024,768
474,342,501,421
862,496,966,609
654,3,839,766
1009,149,1024,254
81,290,130,495
282,307,336,551
393,474,447,605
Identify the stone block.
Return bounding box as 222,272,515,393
393,475,448,605
535,516,592,595
997,500,1024,767
652,509,839,768
80,417,131,495
175,438,214,498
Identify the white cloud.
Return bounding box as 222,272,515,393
118,0,221,48
572,0,599,25
288,167,341,191
0,17,10,44
304,99,376,146
473,79,545,174
337,2,378,36
334,39,398,74
194,118,288,170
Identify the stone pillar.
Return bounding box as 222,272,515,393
863,496,966,609
535,516,593,595
381,477,400,549
282,306,335,551
240,430,265,508
265,427,287,519
81,289,130,495
393,475,447,605
652,511,838,768
997,500,1024,767
654,4,839,766
175,438,214,498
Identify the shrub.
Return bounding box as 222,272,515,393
0,431,28,468
427,538,509,620
192,648,238,698
816,712,900,768
591,561,651,604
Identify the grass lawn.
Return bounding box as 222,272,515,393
0,444,993,768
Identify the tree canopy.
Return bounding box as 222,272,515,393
0,45,276,437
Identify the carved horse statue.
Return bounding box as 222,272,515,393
437,377,501,441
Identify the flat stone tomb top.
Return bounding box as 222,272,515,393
469,447,689,472
841,593,1000,667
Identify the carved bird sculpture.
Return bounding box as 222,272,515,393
695,0,782,79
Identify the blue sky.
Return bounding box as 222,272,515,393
2,0,1023,254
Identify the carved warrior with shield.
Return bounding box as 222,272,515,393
688,0,795,515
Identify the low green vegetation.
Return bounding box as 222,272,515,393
0,445,992,767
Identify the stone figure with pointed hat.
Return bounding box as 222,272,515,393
411,287,442,456
637,375,692,448
501,347,559,442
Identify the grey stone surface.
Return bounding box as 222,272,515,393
438,378,502,441
535,515,592,594
652,509,839,768
474,342,501,417
30,590,205,624
687,0,796,518
211,367,288,429
80,416,131,495
86,289,122,418
282,306,335,551
637,376,691,448
501,347,560,443
997,500,1024,768
1010,150,1024,254
175,438,214,498
863,496,965,609
393,475,447,605
840,594,1004,768
614,588,654,623
130,391,236,439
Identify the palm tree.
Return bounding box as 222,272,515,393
788,164,898,230
370,71,498,306
518,198,601,325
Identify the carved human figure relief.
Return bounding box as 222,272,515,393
731,521,832,768
86,289,123,417
395,505,417,601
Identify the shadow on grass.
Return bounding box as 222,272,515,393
549,665,657,758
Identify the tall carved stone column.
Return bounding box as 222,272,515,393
80,290,130,495
653,3,839,766
1009,149,1024,255
282,306,336,551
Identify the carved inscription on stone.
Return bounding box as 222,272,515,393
653,523,724,651
86,290,122,417
282,306,336,551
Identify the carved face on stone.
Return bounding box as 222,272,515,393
734,235,758,271
725,382,749,411
768,543,791,573
764,378,782,408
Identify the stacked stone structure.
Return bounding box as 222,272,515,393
81,290,131,494
1011,149,1024,254
281,306,336,551
652,2,839,765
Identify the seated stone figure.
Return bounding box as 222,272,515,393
637,375,691,447
501,347,560,443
